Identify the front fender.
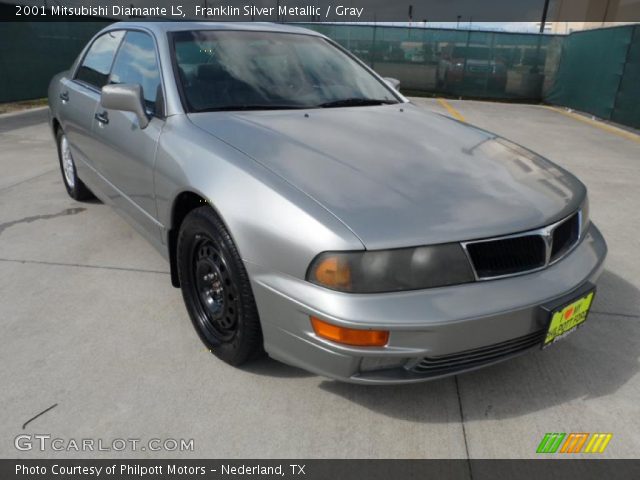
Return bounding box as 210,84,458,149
154,115,364,280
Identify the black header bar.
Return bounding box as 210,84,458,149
2,0,640,22
2,459,640,480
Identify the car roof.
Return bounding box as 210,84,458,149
105,21,323,37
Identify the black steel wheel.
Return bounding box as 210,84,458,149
177,206,263,365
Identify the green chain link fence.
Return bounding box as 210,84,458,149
0,20,638,130
299,23,564,100
0,21,110,103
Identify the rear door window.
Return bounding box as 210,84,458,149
75,30,125,89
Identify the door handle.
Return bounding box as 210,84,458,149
59,91,69,102
94,111,109,125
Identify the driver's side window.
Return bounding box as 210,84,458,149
109,31,162,116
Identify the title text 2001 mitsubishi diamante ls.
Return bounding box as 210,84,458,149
48,22,607,384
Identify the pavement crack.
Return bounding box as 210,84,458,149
0,258,169,275
0,168,57,193
591,310,639,319
455,376,473,480
0,207,86,236
22,403,58,430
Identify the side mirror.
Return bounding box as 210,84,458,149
383,77,401,90
100,84,149,129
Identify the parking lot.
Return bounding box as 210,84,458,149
1,99,638,459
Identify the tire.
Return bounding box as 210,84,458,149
177,206,263,366
55,128,94,201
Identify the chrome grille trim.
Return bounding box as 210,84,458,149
461,209,583,281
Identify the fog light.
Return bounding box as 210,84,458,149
360,357,408,372
310,316,389,347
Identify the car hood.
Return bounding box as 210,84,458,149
189,104,585,249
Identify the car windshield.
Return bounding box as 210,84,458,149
172,30,399,112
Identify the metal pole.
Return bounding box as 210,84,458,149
602,0,612,25
539,0,551,33
371,14,377,69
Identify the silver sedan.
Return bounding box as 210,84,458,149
48,22,607,384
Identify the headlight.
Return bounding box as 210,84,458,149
307,244,475,293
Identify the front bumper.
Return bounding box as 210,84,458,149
247,224,607,384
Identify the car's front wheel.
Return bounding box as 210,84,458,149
177,206,263,365
55,128,94,201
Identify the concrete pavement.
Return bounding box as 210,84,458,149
0,100,638,459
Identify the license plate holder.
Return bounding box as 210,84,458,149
541,288,596,349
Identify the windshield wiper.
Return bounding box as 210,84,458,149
317,98,397,108
196,104,308,112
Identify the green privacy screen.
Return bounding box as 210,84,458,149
610,25,640,129
0,22,561,103
546,24,640,129
298,23,564,100
1,21,638,130
0,22,110,103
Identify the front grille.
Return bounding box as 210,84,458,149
465,235,546,278
463,210,582,279
410,330,546,375
551,213,580,261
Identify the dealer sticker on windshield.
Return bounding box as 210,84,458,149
543,291,595,348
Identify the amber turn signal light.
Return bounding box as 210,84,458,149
310,316,389,347
312,256,352,290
